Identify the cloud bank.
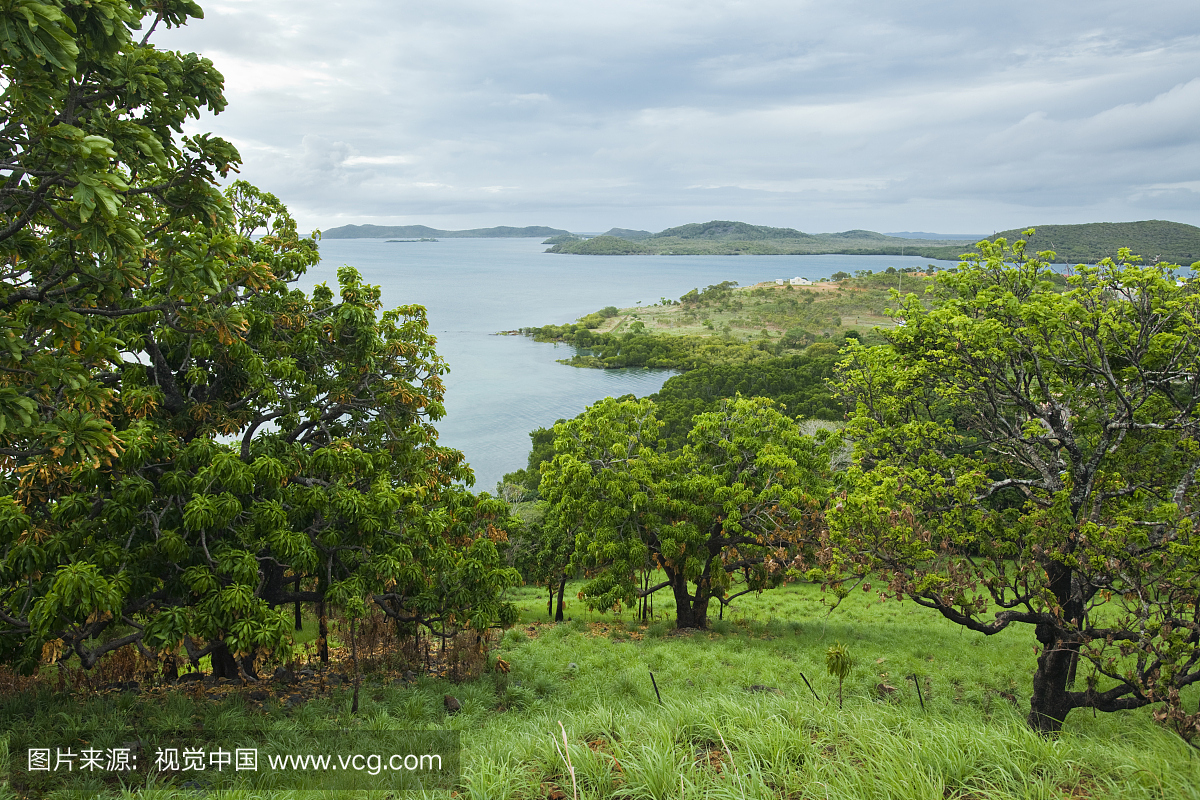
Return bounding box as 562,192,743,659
157,0,1200,233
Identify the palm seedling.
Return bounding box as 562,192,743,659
825,642,854,708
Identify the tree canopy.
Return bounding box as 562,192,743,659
826,236,1200,736
0,0,518,678
540,395,833,629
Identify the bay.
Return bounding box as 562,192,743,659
306,238,960,491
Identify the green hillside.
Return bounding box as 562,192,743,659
524,268,944,375
546,220,970,257
545,219,1200,262
323,224,570,239
551,235,655,254
541,233,583,245
989,220,1200,264
602,227,654,240
654,220,815,240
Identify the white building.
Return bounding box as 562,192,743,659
790,276,812,286
775,279,785,285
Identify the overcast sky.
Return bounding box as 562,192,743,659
156,0,1200,235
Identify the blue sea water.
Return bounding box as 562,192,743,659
305,238,959,491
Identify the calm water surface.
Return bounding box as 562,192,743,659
306,238,957,490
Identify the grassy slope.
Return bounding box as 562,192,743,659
526,273,936,373
595,272,934,342
3,581,1197,799
485,581,1200,799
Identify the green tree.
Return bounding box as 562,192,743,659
1,0,244,672
827,237,1200,736
498,422,576,620
1,0,236,472
541,395,831,629
498,424,559,500
0,1,518,678
532,512,575,622
649,355,842,450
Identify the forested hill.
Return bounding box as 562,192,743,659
546,221,971,258
545,219,1200,263
323,224,570,239
988,220,1200,264
656,221,816,240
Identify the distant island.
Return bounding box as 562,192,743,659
544,221,980,259
886,231,984,240
323,224,569,239
985,221,1200,264
544,219,1200,264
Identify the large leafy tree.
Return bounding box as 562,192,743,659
541,395,831,629
827,237,1200,737
0,1,518,678
1,0,236,467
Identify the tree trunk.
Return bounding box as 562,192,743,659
318,599,329,665
262,557,284,606
210,641,239,679
1027,563,1085,733
670,575,710,629
239,649,259,680
555,574,566,622
693,587,710,629
1028,621,1079,733
350,616,360,714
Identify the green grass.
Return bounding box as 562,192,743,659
512,577,1064,719
2,580,1198,799
587,275,923,344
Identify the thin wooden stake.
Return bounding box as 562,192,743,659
910,673,925,711
649,670,663,704
799,671,821,702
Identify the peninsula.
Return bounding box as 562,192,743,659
523,268,946,372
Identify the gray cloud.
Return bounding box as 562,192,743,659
156,0,1200,233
